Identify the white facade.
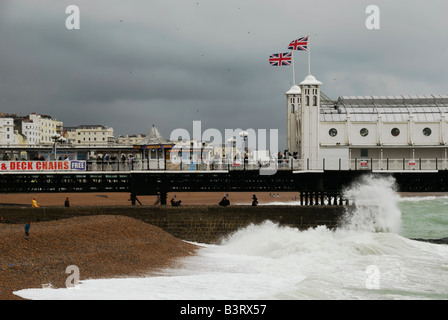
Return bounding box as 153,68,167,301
21,120,40,145
286,75,448,170
0,118,15,145
286,75,322,168
65,125,115,146
29,113,63,145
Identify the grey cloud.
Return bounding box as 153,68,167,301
0,0,447,151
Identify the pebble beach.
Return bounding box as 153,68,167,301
0,215,198,300
0,192,298,300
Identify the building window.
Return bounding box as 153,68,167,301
360,128,369,137
329,128,338,137
313,96,317,106
306,96,310,106
291,104,295,114
361,149,368,158
423,127,432,136
391,128,400,137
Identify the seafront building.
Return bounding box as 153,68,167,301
0,117,15,146
19,118,40,145
118,134,146,146
64,125,115,147
0,113,63,147
28,113,63,146
286,74,448,170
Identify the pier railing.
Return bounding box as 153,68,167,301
83,158,448,172
1,158,446,173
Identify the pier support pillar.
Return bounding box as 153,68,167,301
160,191,167,205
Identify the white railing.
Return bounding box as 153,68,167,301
3,158,441,173
288,158,447,171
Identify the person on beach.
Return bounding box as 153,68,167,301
65,197,70,208
171,198,182,207
154,194,161,205
24,222,31,240
32,197,39,208
252,194,258,206
219,196,230,207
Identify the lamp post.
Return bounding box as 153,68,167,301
227,138,236,168
239,131,248,170
51,133,67,161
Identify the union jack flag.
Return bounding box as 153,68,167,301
269,52,292,66
288,36,308,51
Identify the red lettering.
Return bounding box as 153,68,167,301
42,162,48,170
1,163,6,171
36,162,41,170
10,162,15,170
49,162,54,170
28,162,33,170
58,162,63,170
64,162,69,170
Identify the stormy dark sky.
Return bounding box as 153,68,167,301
1,0,447,150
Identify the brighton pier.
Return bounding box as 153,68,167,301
2,73,448,204
0,157,447,206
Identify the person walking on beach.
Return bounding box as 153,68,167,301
252,194,258,206
25,222,31,240
32,197,39,208
65,197,70,208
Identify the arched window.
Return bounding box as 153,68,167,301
306,96,310,106
313,96,317,106
291,104,295,114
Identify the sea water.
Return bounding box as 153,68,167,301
14,175,448,300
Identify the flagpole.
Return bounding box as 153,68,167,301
292,51,296,85
308,34,311,75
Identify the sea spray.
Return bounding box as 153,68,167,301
341,175,402,233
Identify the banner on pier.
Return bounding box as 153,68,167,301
0,161,86,172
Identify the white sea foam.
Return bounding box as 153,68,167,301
14,175,448,300
398,195,448,202
341,175,402,234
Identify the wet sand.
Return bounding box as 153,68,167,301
0,192,303,207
